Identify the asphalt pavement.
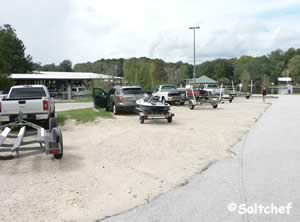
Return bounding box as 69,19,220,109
103,96,300,222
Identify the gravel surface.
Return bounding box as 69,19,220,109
0,98,269,221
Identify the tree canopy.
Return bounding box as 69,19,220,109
0,24,33,89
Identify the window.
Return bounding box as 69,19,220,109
9,87,46,99
122,88,144,95
161,85,177,92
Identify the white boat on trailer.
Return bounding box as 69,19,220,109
136,96,174,124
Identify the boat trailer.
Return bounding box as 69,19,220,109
0,115,63,160
187,86,221,110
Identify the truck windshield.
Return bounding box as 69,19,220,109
122,88,144,95
9,87,46,99
161,85,177,91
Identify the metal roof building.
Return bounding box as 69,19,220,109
185,75,218,87
10,71,122,80
9,71,123,100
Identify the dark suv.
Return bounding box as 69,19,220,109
93,86,145,114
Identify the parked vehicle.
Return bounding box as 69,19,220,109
93,86,145,114
152,84,184,105
0,85,55,129
186,87,221,109
72,86,90,97
136,95,174,124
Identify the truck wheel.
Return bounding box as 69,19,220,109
246,95,250,99
50,109,55,118
212,104,218,109
189,101,195,110
229,98,233,103
53,128,63,159
167,116,172,123
49,117,57,131
112,104,119,115
140,115,145,124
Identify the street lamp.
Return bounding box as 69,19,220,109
189,26,200,84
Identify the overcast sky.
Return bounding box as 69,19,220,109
1,0,300,65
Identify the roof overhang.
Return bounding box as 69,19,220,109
9,71,123,80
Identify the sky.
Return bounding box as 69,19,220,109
1,0,300,65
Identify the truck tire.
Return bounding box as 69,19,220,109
229,98,233,103
50,109,55,118
167,116,172,123
49,117,57,131
42,119,50,129
246,95,250,99
189,101,195,110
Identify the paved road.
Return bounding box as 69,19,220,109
104,96,300,222
55,102,93,112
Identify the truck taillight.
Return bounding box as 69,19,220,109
43,100,49,111
116,96,123,102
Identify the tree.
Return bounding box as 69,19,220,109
58,60,73,72
0,24,33,89
0,24,33,74
288,55,300,83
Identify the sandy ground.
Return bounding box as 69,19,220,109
0,98,270,222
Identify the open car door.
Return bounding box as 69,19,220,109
93,88,107,108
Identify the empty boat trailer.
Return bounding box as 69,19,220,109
0,114,63,159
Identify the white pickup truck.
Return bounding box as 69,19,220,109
0,85,55,128
152,84,184,105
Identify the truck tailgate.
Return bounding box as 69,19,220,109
1,99,46,115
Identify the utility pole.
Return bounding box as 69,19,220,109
189,26,200,84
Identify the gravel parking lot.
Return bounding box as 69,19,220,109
0,98,270,221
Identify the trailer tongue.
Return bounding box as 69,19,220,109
0,113,63,159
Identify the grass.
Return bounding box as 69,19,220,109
56,108,112,125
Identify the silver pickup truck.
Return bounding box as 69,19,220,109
0,85,55,129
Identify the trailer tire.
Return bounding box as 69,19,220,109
212,104,218,109
140,116,145,124
189,101,195,110
167,116,172,123
53,128,63,159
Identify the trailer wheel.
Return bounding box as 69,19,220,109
49,117,57,131
140,115,145,124
167,116,172,123
189,101,195,110
53,128,63,159
212,104,218,109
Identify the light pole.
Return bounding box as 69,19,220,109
189,26,200,84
